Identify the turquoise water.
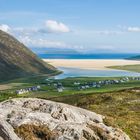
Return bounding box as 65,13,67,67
39,53,139,59
39,53,140,79
55,67,140,79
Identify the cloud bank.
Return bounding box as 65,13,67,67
19,36,67,48
0,24,11,33
0,20,70,35
1,22,140,53
127,27,140,32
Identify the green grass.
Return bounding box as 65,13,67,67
108,64,140,73
0,76,140,139
21,77,140,99
1,76,140,99
48,88,140,140
0,90,18,102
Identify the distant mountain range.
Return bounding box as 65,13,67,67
31,47,79,54
0,30,58,82
128,55,140,60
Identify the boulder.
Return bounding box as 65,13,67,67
0,98,130,140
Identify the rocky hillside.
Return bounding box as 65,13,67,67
0,98,130,140
0,30,58,82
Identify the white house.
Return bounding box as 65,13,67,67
57,88,63,93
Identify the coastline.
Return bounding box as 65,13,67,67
44,59,140,70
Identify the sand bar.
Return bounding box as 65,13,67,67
44,59,140,70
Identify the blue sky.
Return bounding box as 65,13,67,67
0,0,140,53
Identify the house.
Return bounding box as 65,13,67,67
85,85,90,88
16,89,28,95
79,86,86,90
53,83,57,87
74,82,80,85
57,87,64,92
37,85,41,89
16,85,41,95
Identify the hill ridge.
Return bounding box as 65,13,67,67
0,30,58,81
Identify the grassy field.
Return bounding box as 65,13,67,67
49,88,140,140
1,76,140,100
108,64,140,73
0,76,140,139
22,77,140,99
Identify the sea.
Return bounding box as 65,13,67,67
38,53,140,79
38,53,139,59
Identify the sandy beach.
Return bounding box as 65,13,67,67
44,59,140,70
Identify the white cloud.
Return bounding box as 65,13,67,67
75,29,123,36
117,25,140,33
13,20,70,34
94,30,123,35
13,27,38,36
0,19,70,36
0,24,11,33
18,35,67,48
18,35,84,53
127,27,140,32
0,23,72,50
44,20,70,33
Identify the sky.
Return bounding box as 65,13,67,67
0,0,140,53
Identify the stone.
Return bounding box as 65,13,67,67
0,98,130,140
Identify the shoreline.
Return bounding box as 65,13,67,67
44,59,140,71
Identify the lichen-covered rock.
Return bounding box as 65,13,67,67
0,98,130,140
0,120,20,140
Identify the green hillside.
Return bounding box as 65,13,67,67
0,30,59,82
50,88,140,140
108,65,140,73
107,55,140,73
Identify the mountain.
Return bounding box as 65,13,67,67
127,55,140,60
0,30,58,81
0,98,130,140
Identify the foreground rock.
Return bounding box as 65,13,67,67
0,98,130,140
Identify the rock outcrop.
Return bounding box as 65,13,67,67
0,98,130,140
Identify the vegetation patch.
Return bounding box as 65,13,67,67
15,124,58,140
50,88,140,140
1,76,140,139
107,64,140,73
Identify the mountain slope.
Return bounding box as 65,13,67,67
0,30,58,81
